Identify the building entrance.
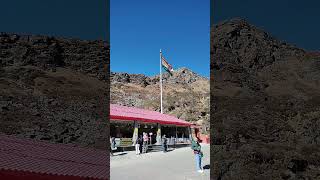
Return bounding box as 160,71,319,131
138,122,157,144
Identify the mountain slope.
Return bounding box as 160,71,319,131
111,68,210,133
211,18,320,179
0,33,109,150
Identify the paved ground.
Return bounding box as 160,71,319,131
110,144,210,180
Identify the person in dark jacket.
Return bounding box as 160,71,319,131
162,134,167,152
191,137,203,173
138,135,143,154
110,137,116,156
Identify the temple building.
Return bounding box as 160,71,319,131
110,104,200,147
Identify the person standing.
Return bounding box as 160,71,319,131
110,137,117,156
110,137,113,156
162,134,167,152
139,135,143,154
143,132,149,153
191,138,203,173
135,135,141,155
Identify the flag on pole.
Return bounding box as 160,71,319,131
161,54,174,75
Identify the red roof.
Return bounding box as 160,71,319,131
190,124,201,128
110,104,192,126
0,134,108,180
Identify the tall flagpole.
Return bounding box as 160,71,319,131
160,49,163,114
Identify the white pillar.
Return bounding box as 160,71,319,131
132,121,139,145
156,123,161,145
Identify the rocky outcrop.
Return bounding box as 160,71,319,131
111,67,207,85
211,18,320,179
111,72,152,86
0,33,109,79
0,33,109,150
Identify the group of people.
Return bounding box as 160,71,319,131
135,134,204,173
134,132,150,155
111,134,204,173
134,133,169,155
110,132,160,156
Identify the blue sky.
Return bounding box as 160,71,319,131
213,0,320,51
0,0,108,41
110,0,210,77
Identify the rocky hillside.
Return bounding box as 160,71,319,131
211,18,320,179
0,33,109,150
111,68,210,133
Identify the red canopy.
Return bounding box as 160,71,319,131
0,134,108,180
110,104,193,126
